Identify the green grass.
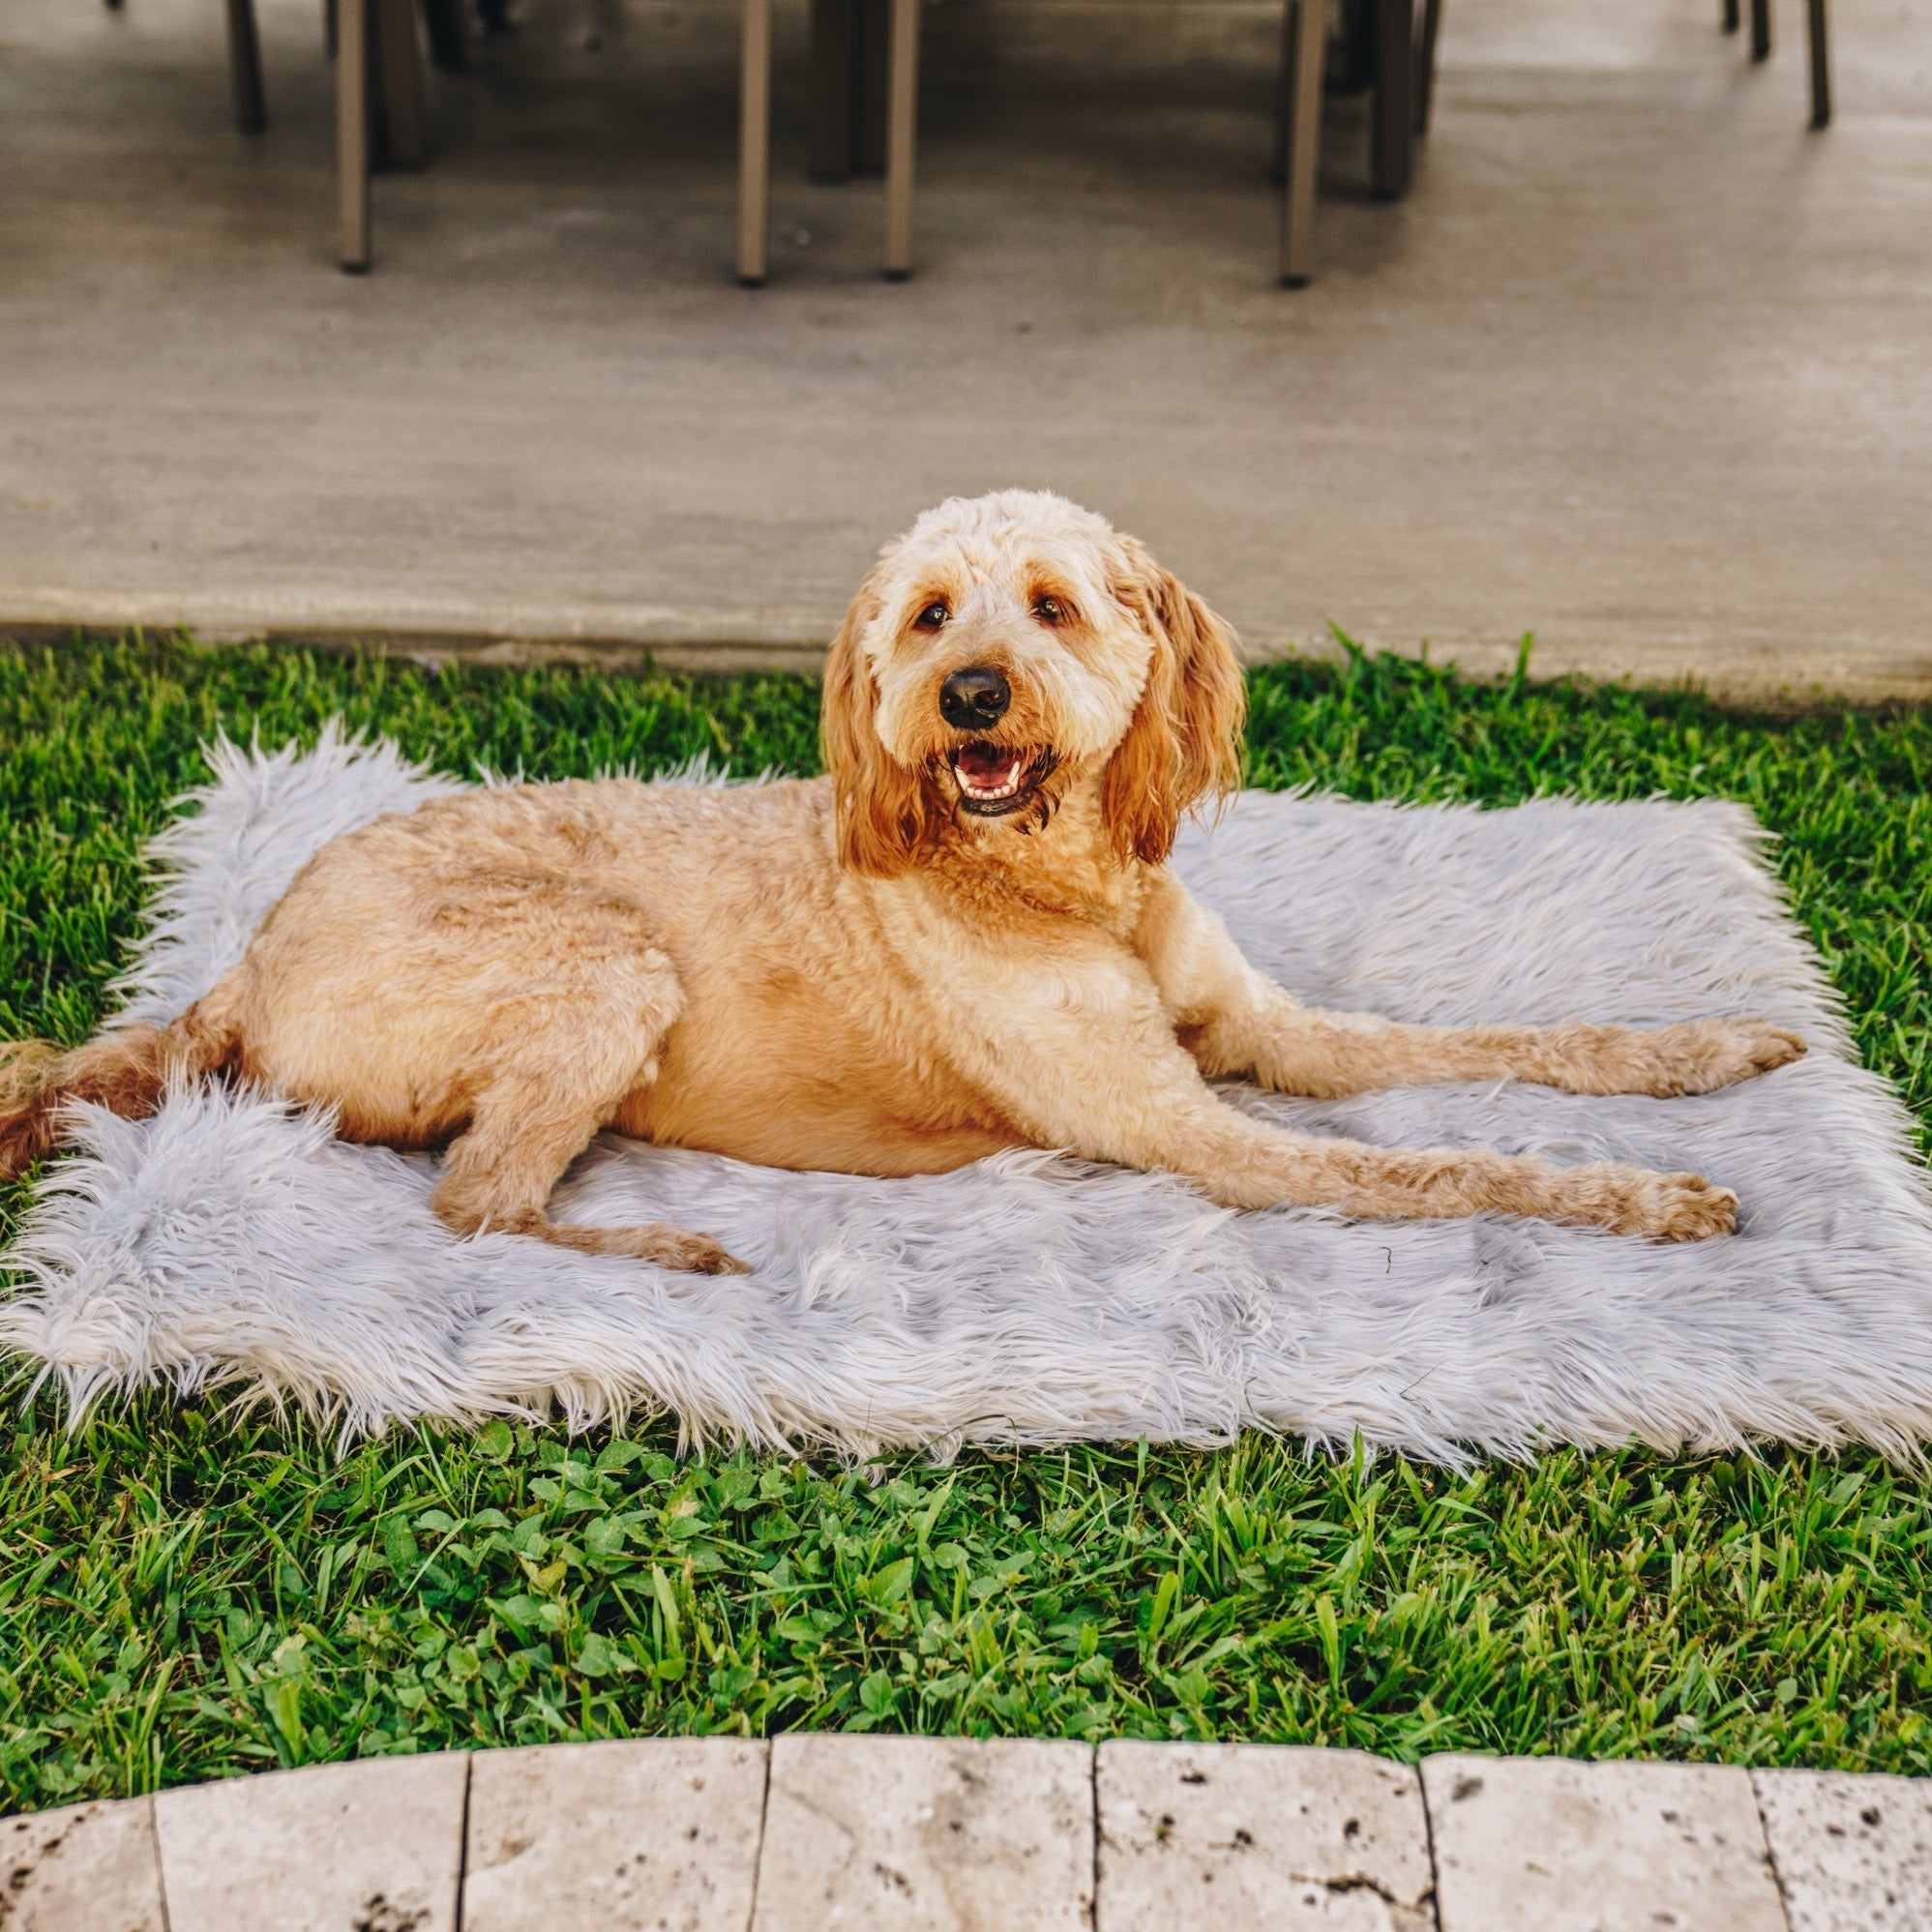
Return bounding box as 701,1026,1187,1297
3,631,1930,1812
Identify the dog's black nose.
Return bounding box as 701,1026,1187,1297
938,666,1011,730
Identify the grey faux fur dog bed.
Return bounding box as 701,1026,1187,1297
5,727,1930,1462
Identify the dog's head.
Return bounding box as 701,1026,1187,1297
822,490,1245,877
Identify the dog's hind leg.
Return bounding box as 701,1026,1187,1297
428,945,748,1276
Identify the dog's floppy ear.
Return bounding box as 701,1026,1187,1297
1102,542,1246,867
821,584,936,877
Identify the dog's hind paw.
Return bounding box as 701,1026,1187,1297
1632,1172,1739,1241
622,1226,750,1274
675,1234,752,1275
530,1217,751,1272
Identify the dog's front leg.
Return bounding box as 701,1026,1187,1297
960,956,1739,1240
1134,872,1804,1099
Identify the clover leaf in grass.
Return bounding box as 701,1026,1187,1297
573,1632,628,1678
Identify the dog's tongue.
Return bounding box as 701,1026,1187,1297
957,744,1021,786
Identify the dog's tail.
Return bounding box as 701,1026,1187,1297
0,1001,239,1181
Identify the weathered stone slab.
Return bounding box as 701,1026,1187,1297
1421,1753,1787,1932
753,1735,1094,1930
1097,1740,1436,1929
0,1796,166,1932
462,1735,767,1931
153,1751,468,1932
1753,1767,1932,1930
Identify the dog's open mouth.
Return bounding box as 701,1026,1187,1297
950,742,1055,817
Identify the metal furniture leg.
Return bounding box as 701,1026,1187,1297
338,0,372,270
1277,0,1324,286
1724,0,1740,32
739,0,773,284
1370,0,1416,197
1751,0,1771,61
373,0,428,167
882,0,918,278
225,0,268,132
1807,0,1831,125
1415,0,1442,135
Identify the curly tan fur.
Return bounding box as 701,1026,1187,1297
0,491,1805,1265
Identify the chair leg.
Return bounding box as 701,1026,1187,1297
373,0,429,167
1278,0,1324,286
338,0,372,270
738,0,773,284
225,0,268,133
882,0,918,279
1751,0,1771,61
1723,0,1740,31
1415,0,1442,136
1807,0,1830,125
1370,0,1416,198
420,0,470,73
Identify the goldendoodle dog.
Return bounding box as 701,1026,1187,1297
1,490,1805,1269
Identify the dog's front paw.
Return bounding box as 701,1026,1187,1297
1620,1170,1739,1241
1641,1018,1807,1096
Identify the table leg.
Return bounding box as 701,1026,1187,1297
1277,0,1324,286
882,0,918,277
1371,0,1415,198
739,0,773,283
1751,0,1771,61
338,0,372,269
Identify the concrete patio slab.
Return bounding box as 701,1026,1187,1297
0,1795,166,1932
462,1735,767,1932
1753,1768,1932,1932
152,1751,469,1932
4,0,1930,702
1421,1753,1789,1932
1096,1739,1437,1929
753,1733,1094,1929
19,1742,1932,1927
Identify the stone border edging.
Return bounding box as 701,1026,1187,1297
7,1738,1931,1929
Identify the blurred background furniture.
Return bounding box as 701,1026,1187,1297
164,0,1828,282
104,0,269,131
811,0,1436,284
1724,0,1832,125
333,0,775,277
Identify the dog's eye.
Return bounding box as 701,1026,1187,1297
913,601,949,630
1033,596,1067,626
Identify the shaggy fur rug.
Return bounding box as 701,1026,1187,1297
5,727,1931,1463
